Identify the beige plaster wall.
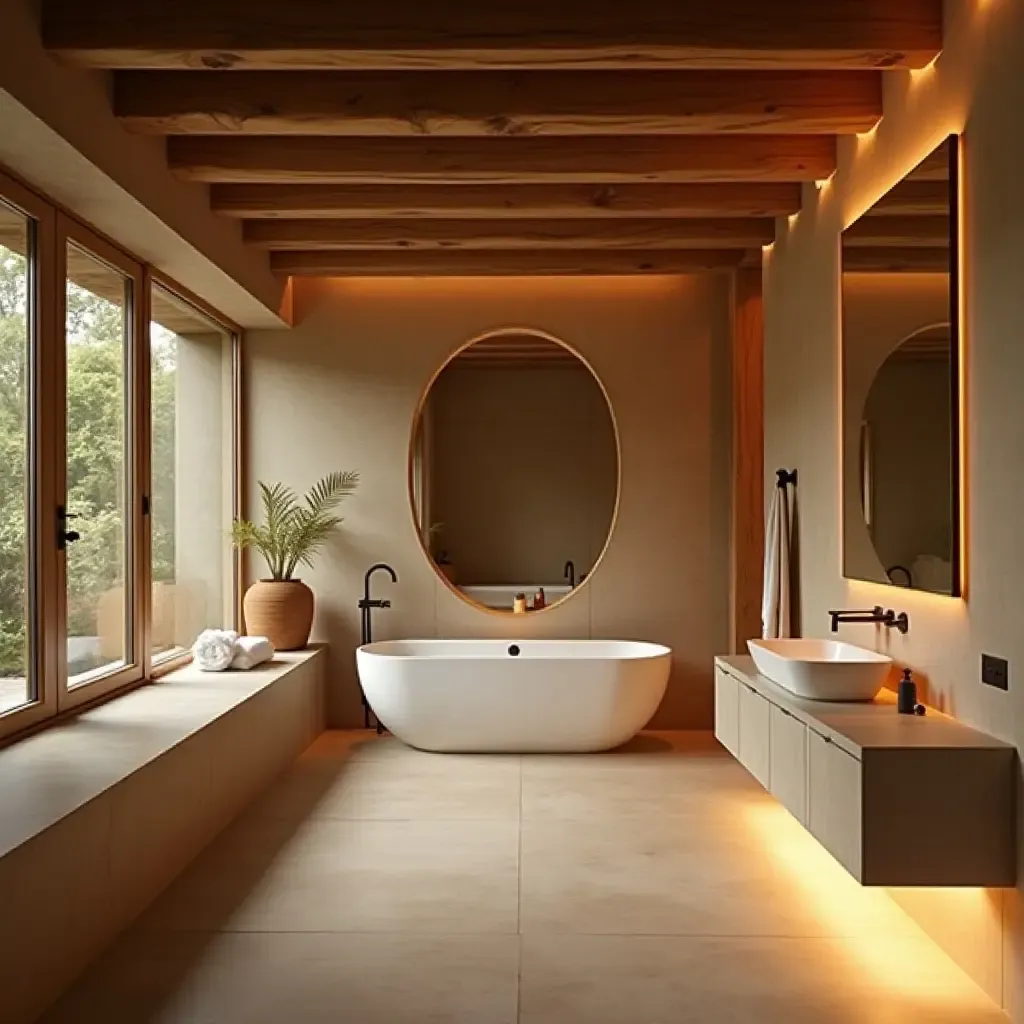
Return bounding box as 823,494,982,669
245,274,732,730
763,0,1024,1012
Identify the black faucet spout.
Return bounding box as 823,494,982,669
564,560,576,588
829,605,910,634
363,562,398,604
359,563,398,733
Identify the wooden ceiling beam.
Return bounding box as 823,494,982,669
211,182,803,220
43,0,942,71
115,70,881,136
168,135,836,184
269,249,749,276
243,217,775,251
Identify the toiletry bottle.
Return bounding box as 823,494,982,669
534,587,546,610
513,593,528,614
898,668,917,715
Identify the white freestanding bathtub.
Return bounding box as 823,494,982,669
355,639,671,753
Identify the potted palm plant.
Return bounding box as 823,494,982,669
232,471,359,650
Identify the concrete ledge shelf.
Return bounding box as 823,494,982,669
714,655,1016,888
0,647,326,1024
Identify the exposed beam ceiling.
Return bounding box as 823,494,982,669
167,135,836,184
114,70,881,136
243,217,775,251
43,0,942,71
210,182,803,220
40,0,945,277
269,249,749,276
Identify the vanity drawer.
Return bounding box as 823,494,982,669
714,667,740,759
738,681,771,789
807,728,862,878
769,705,808,825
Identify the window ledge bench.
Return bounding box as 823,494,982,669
715,655,1016,888
0,646,326,1024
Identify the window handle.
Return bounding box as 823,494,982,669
57,506,81,549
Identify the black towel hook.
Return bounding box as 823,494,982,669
776,468,798,488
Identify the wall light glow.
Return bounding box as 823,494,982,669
856,120,882,141
909,54,941,81
956,135,969,597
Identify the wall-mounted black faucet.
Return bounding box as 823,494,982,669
564,560,576,588
359,563,397,730
829,605,910,635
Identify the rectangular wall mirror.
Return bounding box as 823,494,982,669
841,135,960,596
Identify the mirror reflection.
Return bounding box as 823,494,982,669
411,331,618,612
841,136,960,595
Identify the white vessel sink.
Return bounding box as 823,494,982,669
747,639,892,702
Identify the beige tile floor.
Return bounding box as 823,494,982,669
41,731,1005,1023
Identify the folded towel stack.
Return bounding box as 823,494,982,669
192,629,275,672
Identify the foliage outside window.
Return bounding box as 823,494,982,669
0,210,30,713
0,167,240,739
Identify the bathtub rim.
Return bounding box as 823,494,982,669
357,638,672,662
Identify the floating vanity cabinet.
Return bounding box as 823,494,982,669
738,680,771,789
807,727,862,877
713,667,739,759
769,705,808,826
714,655,1016,887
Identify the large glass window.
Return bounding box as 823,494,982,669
64,243,131,686
150,284,235,662
0,203,33,714
0,168,239,740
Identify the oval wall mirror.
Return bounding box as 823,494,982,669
410,330,619,613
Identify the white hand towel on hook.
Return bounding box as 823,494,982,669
762,476,793,639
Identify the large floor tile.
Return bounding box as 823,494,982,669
42,931,519,1024
140,816,520,934
519,934,1005,1024
251,749,521,822
521,745,756,821
519,810,917,938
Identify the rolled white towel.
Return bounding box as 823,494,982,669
231,635,275,671
192,629,239,672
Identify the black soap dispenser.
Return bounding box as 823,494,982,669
898,668,917,715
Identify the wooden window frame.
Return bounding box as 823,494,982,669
147,272,242,678
0,165,243,741
0,171,58,740
57,215,147,713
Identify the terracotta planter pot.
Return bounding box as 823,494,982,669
243,579,314,651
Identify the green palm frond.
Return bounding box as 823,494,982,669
233,471,358,580
306,471,360,514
